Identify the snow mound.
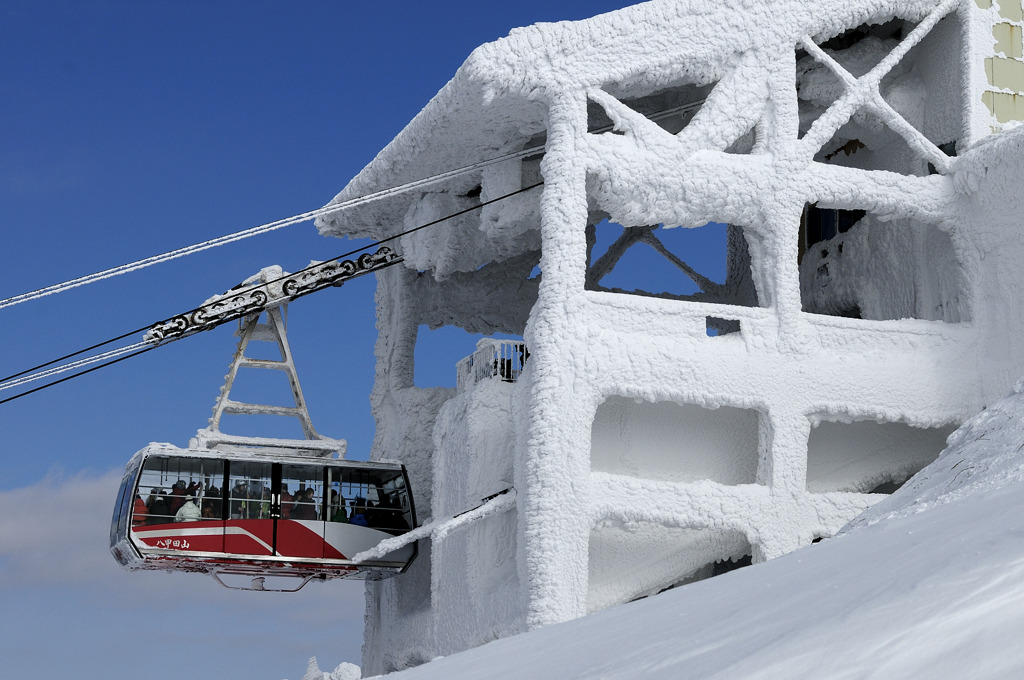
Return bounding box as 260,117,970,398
845,378,1024,530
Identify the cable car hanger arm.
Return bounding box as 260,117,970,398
145,247,402,344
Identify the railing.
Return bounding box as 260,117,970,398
456,339,529,391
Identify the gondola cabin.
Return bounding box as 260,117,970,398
110,444,417,583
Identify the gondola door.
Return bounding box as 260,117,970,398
275,463,326,560
223,461,325,561
224,460,275,556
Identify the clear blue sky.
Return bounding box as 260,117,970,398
0,2,729,678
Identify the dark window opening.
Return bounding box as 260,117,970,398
706,317,741,336
711,554,753,577
928,141,958,175
867,479,904,494
803,205,865,249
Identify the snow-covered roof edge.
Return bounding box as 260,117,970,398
316,0,952,240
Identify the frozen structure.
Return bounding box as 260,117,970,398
316,0,1024,673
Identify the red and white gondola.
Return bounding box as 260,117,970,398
110,443,417,583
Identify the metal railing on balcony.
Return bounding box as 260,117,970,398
456,339,529,391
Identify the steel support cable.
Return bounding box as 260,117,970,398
0,347,159,406
0,158,524,311
0,341,150,391
0,181,542,385
0,99,703,313
0,181,544,405
0,328,145,384
0,95,706,396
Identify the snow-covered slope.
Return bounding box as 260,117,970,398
846,378,1024,530
351,384,1024,679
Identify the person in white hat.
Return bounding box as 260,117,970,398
175,494,202,522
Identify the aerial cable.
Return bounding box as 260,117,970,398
0,327,147,384
0,346,158,407
0,153,531,311
0,180,542,386
0,341,150,392
0,99,703,312
0,181,543,405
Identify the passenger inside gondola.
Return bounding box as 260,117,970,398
258,488,272,519
230,479,248,519
175,495,201,522
146,489,171,525
280,483,293,519
169,479,202,515
132,494,148,527
203,485,222,517
292,487,318,520
374,494,409,532
349,498,369,527
329,490,348,523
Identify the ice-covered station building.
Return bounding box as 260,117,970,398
316,0,1024,672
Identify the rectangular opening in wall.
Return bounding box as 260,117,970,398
705,317,740,336
585,220,759,308
591,396,760,485
799,206,966,323
806,419,957,493
800,12,962,176
588,525,751,612
796,19,908,143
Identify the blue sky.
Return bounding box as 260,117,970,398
0,2,734,678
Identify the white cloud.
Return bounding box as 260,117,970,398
0,468,124,589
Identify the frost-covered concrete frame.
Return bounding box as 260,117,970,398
318,0,1024,673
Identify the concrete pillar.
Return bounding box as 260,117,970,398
517,89,595,629
764,405,811,495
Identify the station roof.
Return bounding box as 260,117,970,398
315,0,943,247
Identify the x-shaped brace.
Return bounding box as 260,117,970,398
797,0,958,174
